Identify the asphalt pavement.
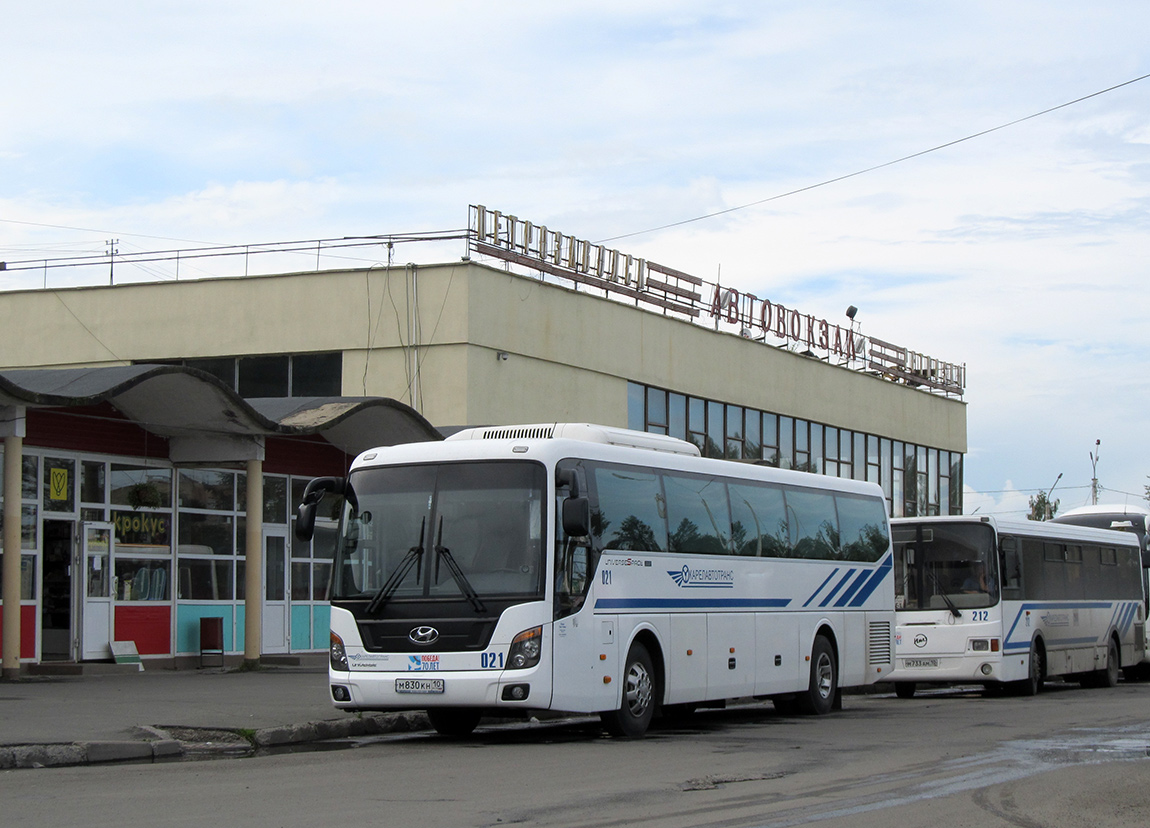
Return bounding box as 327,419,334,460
0,659,429,770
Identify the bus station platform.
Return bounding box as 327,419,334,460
0,659,429,769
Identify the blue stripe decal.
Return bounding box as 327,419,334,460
834,570,873,608
594,597,791,610
819,569,858,608
1108,603,1122,633
1002,601,1117,651
803,568,840,608
849,554,893,607
1005,635,1104,651
1121,602,1138,635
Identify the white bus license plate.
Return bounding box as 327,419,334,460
395,678,445,694
903,658,939,669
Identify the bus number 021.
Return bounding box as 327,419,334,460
481,652,504,669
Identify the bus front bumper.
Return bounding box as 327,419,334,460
329,665,549,712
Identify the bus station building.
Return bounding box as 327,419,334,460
0,205,967,671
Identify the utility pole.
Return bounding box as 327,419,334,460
1089,439,1101,506
107,238,118,285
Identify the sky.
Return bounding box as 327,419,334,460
2,2,1148,519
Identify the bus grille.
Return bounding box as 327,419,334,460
479,425,555,440
867,621,892,664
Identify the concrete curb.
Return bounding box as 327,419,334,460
0,711,432,770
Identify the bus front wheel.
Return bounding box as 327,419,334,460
797,635,837,715
1013,641,1044,696
427,707,482,737
601,642,656,738
894,682,916,699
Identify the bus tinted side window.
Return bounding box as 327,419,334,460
592,466,667,552
663,473,731,555
729,482,788,557
836,493,890,563
785,489,837,559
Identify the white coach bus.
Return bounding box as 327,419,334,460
890,515,1144,698
296,423,895,737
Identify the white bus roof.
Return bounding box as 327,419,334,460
892,514,1142,547
1056,504,1150,518
445,423,701,456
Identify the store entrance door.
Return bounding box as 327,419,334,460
79,523,115,661
262,529,290,654
41,520,75,661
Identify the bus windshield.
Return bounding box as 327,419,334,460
331,461,546,605
894,521,999,611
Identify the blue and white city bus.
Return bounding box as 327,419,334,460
890,515,1143,697
1052,504,1150,675
296,423,895,737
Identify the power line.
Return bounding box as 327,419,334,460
597,72,1150,244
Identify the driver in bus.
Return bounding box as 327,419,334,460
961,563,988,594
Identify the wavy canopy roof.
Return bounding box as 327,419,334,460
0,365,441,458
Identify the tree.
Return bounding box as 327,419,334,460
1028,491,1059,521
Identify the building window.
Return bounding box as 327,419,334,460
626,381,963,517
141,352,343,398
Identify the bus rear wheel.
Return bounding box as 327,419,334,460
797,635,837,715
427,708,482,737
1083,637,1120,688
601,641,656,738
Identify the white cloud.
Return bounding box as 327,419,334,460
3,1,1150,504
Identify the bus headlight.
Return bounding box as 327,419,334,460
507,626,542,669
330,631,350,672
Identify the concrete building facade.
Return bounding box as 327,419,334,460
0,208,966,668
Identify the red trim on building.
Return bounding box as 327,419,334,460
114,605,172,656
26,404,170,458
0,605,39,659
265,436,349,477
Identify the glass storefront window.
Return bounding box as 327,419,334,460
0,505,38,552
178,513,234,556
42,457,75,513
177,558,234,600
21,456,37,499
81,461,106,504
111,465,172,509
263,475,289,525
0,554,36,599
179,469,235,511
115,559,170,601
113,508,171,552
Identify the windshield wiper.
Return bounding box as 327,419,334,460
366,518,425,616
926,566,961,618
433,517,486,613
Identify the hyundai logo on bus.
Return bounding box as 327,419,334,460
409,626,440,645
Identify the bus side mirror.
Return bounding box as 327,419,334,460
562,497,591,538
295,476,346,542
556,468,583,498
